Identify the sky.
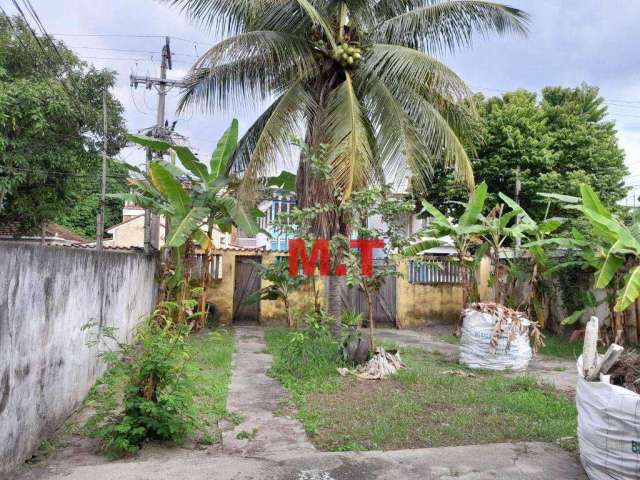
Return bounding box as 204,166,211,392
6,0,640,204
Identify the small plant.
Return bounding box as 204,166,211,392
83,306,198,457
245,259,307,328
235,428,258,440
270,313,344,382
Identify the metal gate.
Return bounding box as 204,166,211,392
233,256,261,323
337,263,397,327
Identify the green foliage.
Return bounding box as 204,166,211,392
0,16,127,234
425,85,628,226
166,0,528,205
245,259,306,326
83,311,197,457
267,316,344,397
54,160,130,238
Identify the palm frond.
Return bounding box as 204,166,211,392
359,76,433,191
361,44,475,190
178,31,318,112
160,0,267,36
321,73,374,198
260,0,337,48
393,79,475,190
235,80,317,199
363,44,472,102
374,0,529,55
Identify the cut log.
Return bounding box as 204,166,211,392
582,317,599,378
587,343,624,381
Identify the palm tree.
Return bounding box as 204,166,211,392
165,0,529,318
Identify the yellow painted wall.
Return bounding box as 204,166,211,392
204,249,261,326
205,251,490,328
396,260,464,327
258,252,325,326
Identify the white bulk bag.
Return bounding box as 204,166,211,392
576,355,640,480
459,310,532,371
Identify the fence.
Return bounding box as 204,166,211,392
408,258,464,285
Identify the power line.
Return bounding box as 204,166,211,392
67,44,198,59
51,32,213,47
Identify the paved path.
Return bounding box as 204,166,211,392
13,442,586,480
376,328,577,393
221,325,315,455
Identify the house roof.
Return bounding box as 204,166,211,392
106,214,144,233
0,222,87,243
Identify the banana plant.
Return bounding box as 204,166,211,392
529,185,640,342
115,120,269,324
497,192,563,326
578,185,640,313
405,182,488,307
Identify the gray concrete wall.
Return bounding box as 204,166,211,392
0,243,157,476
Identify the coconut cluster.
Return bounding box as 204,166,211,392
333,43,362,68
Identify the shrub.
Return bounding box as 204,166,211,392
268,311,345,394
84,311,197,457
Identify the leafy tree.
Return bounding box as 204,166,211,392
336,186,415,350
164,0,528,319
0,16,128,234
424,85,628,223
55,160,130,238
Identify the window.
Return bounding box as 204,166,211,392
408,258,463,284
189,254,223,280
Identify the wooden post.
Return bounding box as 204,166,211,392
587,343,624,381
582,316,599,378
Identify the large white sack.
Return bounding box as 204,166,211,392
576,355,640,480
459,310,532,371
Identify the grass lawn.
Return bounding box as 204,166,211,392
266,327,576,452
188,329,235,441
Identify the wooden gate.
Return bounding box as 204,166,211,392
233,256,261,323
337,263,397,327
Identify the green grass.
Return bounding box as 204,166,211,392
439,335,460,345
189,329,235,437
83,327,235,448
266,327,577,452
539,334,587,360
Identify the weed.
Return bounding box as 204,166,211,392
236,428,258,440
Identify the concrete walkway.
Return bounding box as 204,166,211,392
220,325,315,455
15,442,586,480
375,328,577,392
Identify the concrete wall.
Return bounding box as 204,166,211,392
0,243,157,476
396,261,464,327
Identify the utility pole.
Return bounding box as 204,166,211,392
130,37,185,254
96,88,108,250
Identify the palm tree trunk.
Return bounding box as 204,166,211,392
295,72,350,330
